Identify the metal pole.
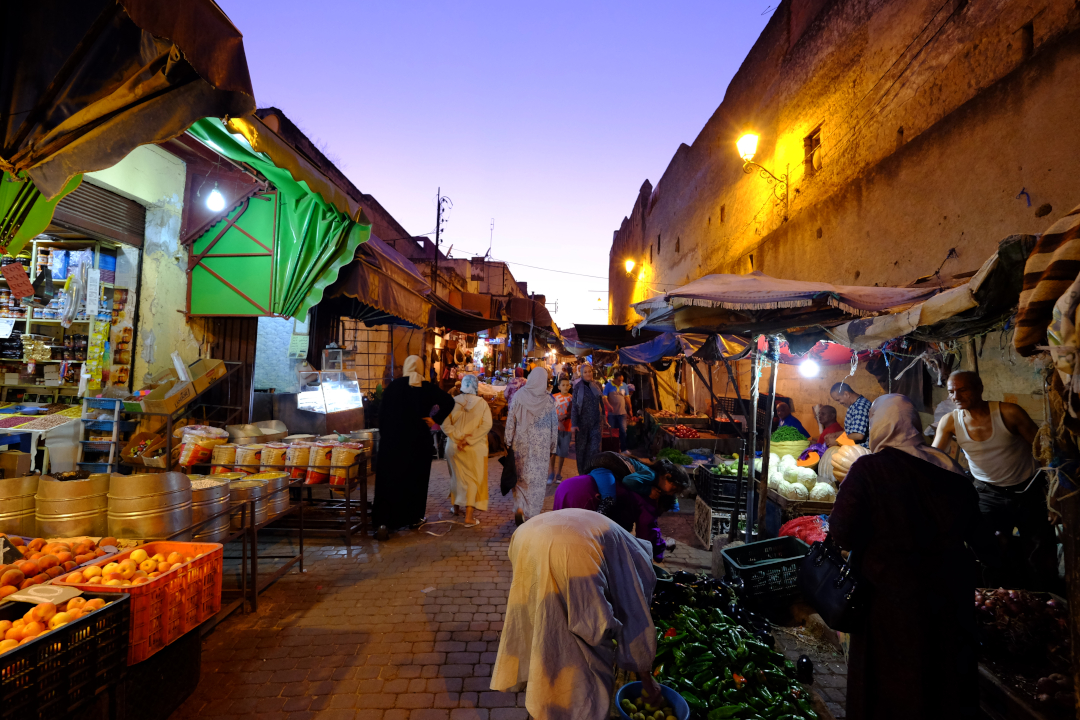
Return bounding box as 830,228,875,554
432,188,442,295
758,336,780,536
744,340,761,543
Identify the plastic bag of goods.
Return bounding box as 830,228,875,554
234,444,265,474
305,442,336,485
329,443,364,487
261,442,288,472
210,443,238,474
177,425,229,466
779,515,828,544
285,442,312,480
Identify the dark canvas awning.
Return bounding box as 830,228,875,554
323,235,433,328
1,1,255,254
430,293,504,333
573,324,661,350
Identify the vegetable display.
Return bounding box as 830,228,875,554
830,445,870,483
658,447,694,465
651,574,818,720
667,425,701,439
769,426,806,443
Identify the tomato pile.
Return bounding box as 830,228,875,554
667,425,700,439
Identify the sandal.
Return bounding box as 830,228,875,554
463,520,480,528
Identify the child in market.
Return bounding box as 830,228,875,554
548,376,573,484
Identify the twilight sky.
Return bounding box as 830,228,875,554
217,1,773,328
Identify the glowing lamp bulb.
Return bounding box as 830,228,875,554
798,359,820,378
624,259,635,274
737,133,759,162
206,189,226,212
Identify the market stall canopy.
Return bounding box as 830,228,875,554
186,118,371,320
633,271,946,336
322,235,433,328
825,235,1034,351
430,293,504,333
1,0,255,254
505,297,559,337
573,324,661,350
617,332,711,364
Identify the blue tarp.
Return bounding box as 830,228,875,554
617,333,749,364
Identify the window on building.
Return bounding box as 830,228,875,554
657,233,662,254
650,245,653,263
720,205,726,223
676,237,680,253
804,127,822,176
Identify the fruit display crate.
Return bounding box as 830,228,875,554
0,592,130,720
720,536,810,603
692,496,725,550
53,541,223,665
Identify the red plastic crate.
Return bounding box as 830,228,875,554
52,541,222,664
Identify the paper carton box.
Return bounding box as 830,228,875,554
0,451,32,478
141,380,196,414
188,359,226,394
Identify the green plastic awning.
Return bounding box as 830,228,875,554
187,118,371,319
0,172,83,255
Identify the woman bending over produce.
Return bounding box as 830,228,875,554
829,394,980,720
553,452,690,560
491,509,661,720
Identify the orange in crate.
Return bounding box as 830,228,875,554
53,541,223,664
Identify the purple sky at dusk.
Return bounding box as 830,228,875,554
217,1,773,327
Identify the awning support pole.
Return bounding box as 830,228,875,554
758,336,780,537
744,339,761,543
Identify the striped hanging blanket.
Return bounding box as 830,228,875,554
1015,204,1080,356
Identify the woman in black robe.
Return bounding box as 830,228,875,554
374,355,454,538
830,394,981,720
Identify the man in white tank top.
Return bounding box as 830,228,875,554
932,370,1059,591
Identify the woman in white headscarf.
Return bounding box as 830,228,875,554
442,374,492,527
829,393,980,719
374,355,456,538
505,367,559,525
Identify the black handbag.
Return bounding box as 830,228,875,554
797,536,864,632
499,447,517,496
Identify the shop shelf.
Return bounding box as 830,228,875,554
81,419,137,432
74,462,112,473
0,593,129,720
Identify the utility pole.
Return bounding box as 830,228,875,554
432,187,441,296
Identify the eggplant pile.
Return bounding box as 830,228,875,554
975,588,1069,670
651,573,816,720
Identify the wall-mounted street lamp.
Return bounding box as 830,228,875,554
624,259,636,276
737,132,788,220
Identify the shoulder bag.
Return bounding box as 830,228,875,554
499,447,517,496
797,535,864,632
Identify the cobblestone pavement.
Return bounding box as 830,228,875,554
172,455,846,720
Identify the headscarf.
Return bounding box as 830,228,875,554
514,367,525,378
510,367,555,426
461,374,479,395
869,394,964,474
403,355,424,387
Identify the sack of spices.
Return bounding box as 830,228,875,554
285,442,312,480
305,442,335,485
329,443,364,486
234,444,265,475
177,425,229,466
261,442,288,472
211,443,238,474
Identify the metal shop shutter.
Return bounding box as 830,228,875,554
52,181,145,247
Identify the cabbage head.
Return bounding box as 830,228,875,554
809,482,837,502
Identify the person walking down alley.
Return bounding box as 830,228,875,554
572,363,605,471
604,369,633,451
932,370,1059,591
491,509,661,720
374,355,455,540
505,367,559,525
548,375,573,485
441,374,492,527
831,394,980,720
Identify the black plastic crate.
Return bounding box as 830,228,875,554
721,536,810,602
0,593,130,720
695,464,750,509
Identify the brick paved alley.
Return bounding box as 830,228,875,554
172,454,846,720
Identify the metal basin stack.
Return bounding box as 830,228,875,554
189,475,231,543
34,474,109,537
229,478,268,529
0,474,39,536
107,472,193,541
245,472,290,516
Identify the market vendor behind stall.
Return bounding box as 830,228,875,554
829,382,871,447
812,404,844,445
773,401,809,438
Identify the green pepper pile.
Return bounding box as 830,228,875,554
769,426,807,443
653,607,817,720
